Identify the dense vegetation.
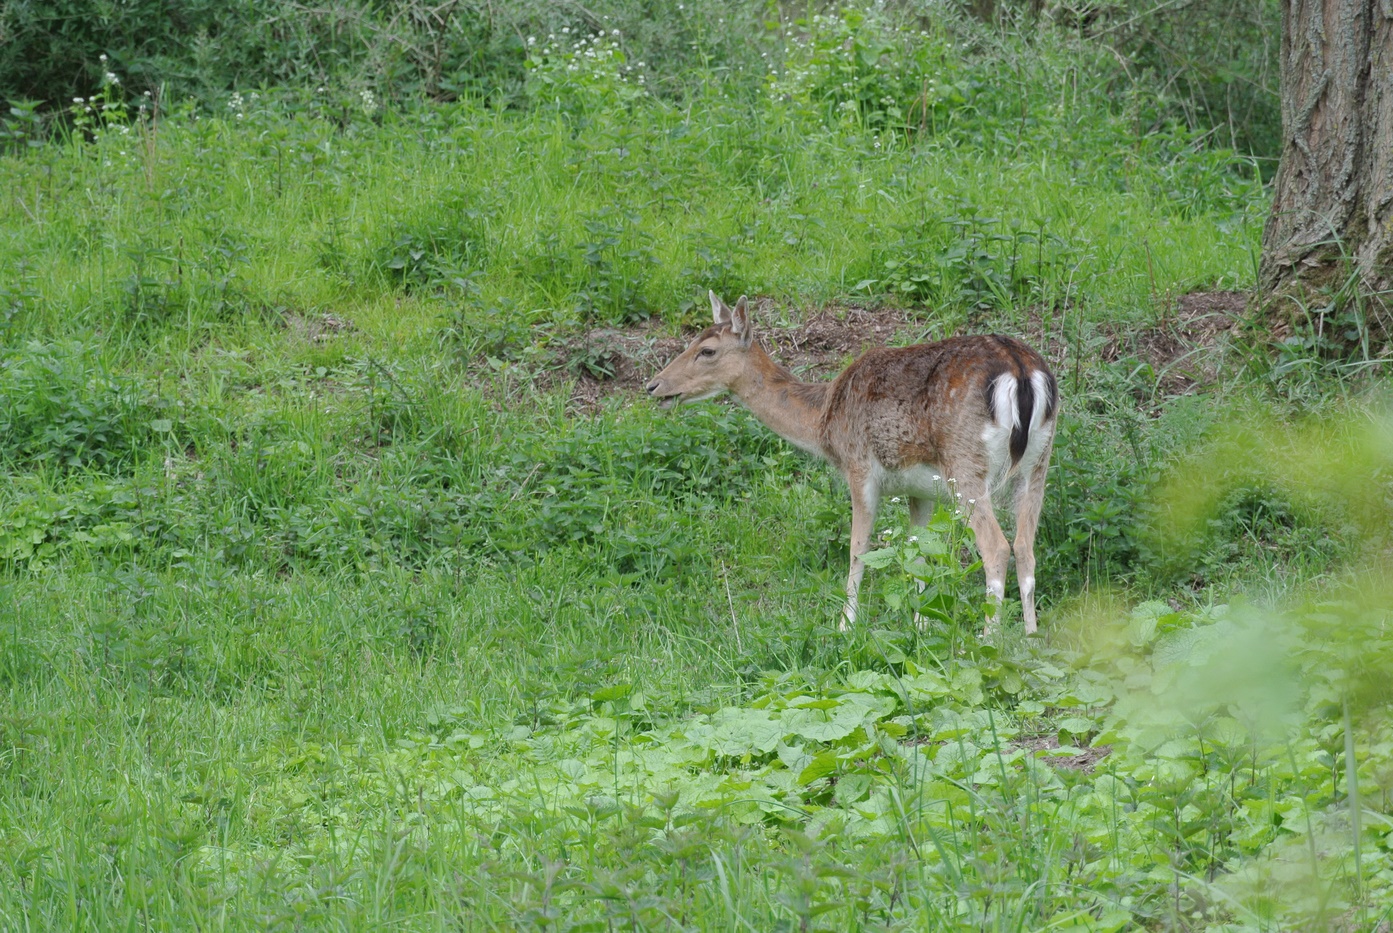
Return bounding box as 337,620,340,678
3,0,1281,159
2,3,1390,930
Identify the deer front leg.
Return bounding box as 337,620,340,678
842,478,878,631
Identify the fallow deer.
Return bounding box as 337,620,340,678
647,293,1058,634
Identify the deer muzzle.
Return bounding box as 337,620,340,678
646,379,680,409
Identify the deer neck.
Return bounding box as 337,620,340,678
730,343,829,457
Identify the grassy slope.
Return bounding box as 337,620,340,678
1,62,1390,932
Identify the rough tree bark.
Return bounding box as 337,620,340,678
1259,0,1393,331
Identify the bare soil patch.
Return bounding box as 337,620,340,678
1030,292,1248,395
1118,291,1248,394
1018,291,1248,397
902,732,1112,773
555,300,919,413
286,311,356,343
550,292,1249,413
1013,733,1113,773
555,301,919,413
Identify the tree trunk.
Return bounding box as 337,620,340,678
1259,0,1393,336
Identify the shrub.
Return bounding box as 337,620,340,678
371,190,496,294
0,342,171,473
769,9,972,137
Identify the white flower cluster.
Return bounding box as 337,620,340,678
71,53,136,146
227,90,260,120
528,28,643,88
764,6,925,137
98,53,120,87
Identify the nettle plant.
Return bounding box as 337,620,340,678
860,504,989,631
524,29,646,116
0,342,168,474
768,9,967,136
373,193,495,295
575,206,658,324
61,55,165,179
65,54,147,150
871,202,1079,311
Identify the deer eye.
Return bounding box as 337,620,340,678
698,347,717,358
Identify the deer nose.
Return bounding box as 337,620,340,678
646,380,660,395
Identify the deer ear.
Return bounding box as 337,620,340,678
730,295,752,345
709,290,730,325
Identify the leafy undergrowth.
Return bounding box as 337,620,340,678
3,9,1389,929
6,519,1375,931
138,594,1391,931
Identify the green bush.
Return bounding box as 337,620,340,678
0,343,172,473
769,8,974,137
371,191,496,294
985,0,1281,161
0,0,771,113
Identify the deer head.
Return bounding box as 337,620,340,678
646,292,754,409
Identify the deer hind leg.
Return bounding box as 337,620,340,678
1011,445,1053,635
842,475,880,631
958,481,1011,636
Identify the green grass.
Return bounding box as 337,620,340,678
2,25,1392,931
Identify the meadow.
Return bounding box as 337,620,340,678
1,7,1391,930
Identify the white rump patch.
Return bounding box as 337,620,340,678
1029,370,1051,431
979,374,1018,493
1015,370,1055,472
990,373,1019,432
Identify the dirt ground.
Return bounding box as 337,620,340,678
1012,733,1114,773
556,292,1250,413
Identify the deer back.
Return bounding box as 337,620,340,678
818,335,1057,483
